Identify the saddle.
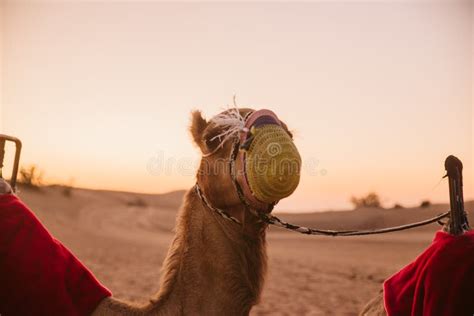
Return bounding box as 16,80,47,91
384,230,474,316
0,194,111,316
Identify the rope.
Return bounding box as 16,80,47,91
195,116,452,237
264,211,449,236
195,184,241,225
194,184,450,237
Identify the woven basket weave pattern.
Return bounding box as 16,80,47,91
245,125,301,204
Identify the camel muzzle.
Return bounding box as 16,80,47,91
234,109,301,212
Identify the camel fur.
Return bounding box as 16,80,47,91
92,108,293,315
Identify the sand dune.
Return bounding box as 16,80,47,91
16,185,473,315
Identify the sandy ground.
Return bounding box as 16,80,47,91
16,185,474,315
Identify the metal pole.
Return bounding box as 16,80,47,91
0,138,5,178
444,155,469,235
0,134,22,193
11,139,22,192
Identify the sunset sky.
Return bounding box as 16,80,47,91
1,0,472,211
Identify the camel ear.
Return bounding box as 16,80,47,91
189,110,209,151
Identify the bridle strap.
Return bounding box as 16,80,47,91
195,184,242,225
229,138,269,217
197,137,267,221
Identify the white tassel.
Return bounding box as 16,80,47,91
209,99,246,149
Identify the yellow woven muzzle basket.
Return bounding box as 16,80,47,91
245,124,301,204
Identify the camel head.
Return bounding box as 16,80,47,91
190,107,301,225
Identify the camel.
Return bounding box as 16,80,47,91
360,291,386,316
92,107,301,315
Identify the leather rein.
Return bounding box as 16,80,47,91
195,181,449,237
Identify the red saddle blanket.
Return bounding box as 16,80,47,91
0,194,111,316
384,230,474,316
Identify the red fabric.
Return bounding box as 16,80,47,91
0,194,111,316
384,230,474,316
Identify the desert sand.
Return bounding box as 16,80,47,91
16,185,474,315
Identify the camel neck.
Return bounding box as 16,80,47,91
147,188,268,315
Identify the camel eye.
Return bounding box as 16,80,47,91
203,128,224,152
205,137,220,151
